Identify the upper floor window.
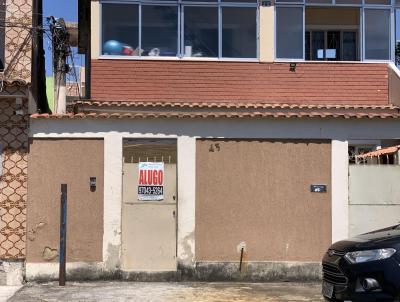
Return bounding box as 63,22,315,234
275,3,395,62
101,1,258,59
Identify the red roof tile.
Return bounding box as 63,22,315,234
31,102,400,120
76,100,395,110
357,145,400,158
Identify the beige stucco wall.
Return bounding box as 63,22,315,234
91,0,100,59
196,139,332,262
28,116,400,276
27,139,104,263
259,6,274,63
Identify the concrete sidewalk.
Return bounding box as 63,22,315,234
0,286,22,302
9,282,324,302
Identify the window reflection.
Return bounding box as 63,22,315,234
101,3,257,59
184,7,218,58
141,6,178,57
222,7,257,58
102,4,139,56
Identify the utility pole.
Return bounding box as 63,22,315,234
50,18,70,114
32,0,50,114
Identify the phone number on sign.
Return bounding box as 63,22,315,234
138,186,163,195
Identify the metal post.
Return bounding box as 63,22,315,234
239,247,244,272
59,184,67,286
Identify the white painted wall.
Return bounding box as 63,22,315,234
331,140,349,243
103,135,123,267
30,118,400,140
349,205,400,237
349,166,400,205
177,137,196,267
349,165,400,237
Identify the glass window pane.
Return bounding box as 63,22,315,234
305,31,311,60
141,5,178,57
365,9,390,60
327,31,340,61
276,6,304,59
343,32,357,61
183,7,218,58
102,4,139,56
222,7,257,58
312,31,324,60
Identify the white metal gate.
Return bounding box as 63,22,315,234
121,140,177,271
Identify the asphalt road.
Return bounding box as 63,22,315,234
8,282,324,302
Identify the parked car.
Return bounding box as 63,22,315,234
322,225,400,302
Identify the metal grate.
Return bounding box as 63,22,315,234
0,0,32,260
322,262,348,285
0,99,28,259
3,0,32,83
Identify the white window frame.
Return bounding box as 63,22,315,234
99,0,259,61
275,0,397,63
305,29,360,61
363,7,393,61
274,4,305,61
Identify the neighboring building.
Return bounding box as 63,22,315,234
0,0,35,285
66,66,85,102
27,0,400,282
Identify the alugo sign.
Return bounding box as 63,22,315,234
138,162,164,201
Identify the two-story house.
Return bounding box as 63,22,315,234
27,0,400,282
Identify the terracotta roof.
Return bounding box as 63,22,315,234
91,61,389,105
76,100,396,110
357,145,400,159
31,102,400,120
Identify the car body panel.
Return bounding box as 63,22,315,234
323,225,400,301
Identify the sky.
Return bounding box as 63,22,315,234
43,0,80,77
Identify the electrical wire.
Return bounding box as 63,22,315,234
67,49,82,99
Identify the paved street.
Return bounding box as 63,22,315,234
8,282,324,302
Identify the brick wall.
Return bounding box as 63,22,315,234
91,60,389,105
